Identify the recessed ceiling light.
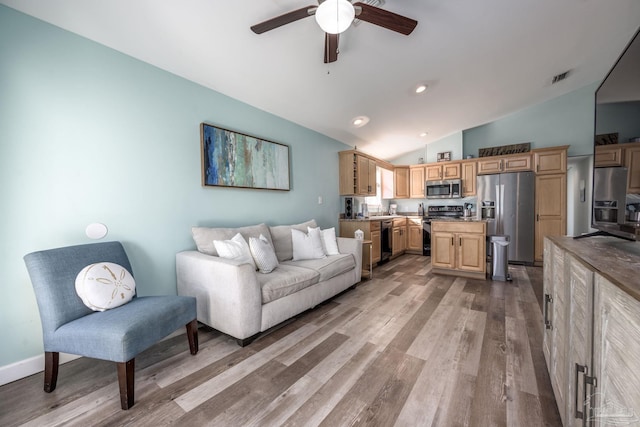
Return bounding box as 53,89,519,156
415,84,428,94
351,116,370,127
419,132,428,137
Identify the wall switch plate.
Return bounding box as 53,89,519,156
318,196,323,204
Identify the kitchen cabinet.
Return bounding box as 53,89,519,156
533,146,568,175
394,167,410,199
624,142,640,193
592,274,640,427
543,236,640,427
339,220,381,272
460,159,477,196
425,162,461,181
339,151,376,196
409,165,426,198
391,217,406,256
594,144,624,167
535,174,566,262
477,153,532,175
406,217,423,254
431,221,486,279
542,239,568,426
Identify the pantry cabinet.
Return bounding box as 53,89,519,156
533,146,567,174
535,173,566,262
431,221,486,279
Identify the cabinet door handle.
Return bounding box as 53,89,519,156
543,293,553,329
451,237,454,246
459,237,462,246
575,363,586,420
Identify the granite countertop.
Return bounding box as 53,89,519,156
549,235,640,302
429,217,486,223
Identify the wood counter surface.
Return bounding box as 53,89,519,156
548,235,640,302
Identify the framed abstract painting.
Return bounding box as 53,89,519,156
200,123,290,191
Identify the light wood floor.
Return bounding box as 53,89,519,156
0,255,561,426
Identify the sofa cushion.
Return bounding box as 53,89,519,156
192,223,272,256
292,227,326,261
321,227,340,256
256,264,320,303
249,234,279,274
213,233,256,269
283,253,356,282
269,219,318,262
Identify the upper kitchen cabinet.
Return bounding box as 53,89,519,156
339,151,377,196
624,142,640,193
595,144,624,167
409,165,426,198
394,167,410,199
477,153,532,175
460,160,477,196
533,146,568,175
425,162,461,181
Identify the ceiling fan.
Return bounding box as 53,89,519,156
250,0,418,63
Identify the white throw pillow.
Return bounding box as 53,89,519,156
75,262,136,311
214,233,256,269
321,227,340,255
249,234,279,273
291,227,326,261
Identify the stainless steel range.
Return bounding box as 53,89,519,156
422,205,463,256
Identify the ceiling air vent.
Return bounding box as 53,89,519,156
353,0,385,25
551,70,571,84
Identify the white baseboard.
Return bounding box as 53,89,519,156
0,353,81,387
0,329,187,387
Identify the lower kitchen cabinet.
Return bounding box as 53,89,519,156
339,220,381,273
391,217,406,256
431,220,486,279
543,236,640,427
406,217,423,254
592,274,640,427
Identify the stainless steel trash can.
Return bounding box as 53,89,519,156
489,235,511,281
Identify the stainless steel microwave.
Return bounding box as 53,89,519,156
426,179,462,199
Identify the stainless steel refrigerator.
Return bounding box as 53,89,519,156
477,171,535,264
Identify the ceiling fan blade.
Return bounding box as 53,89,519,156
250,6,317,34
353,3,418,35
324,33,339,63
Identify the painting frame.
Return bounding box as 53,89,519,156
200,123,291,191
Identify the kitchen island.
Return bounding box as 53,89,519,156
430,219,487,280
543,236,640,426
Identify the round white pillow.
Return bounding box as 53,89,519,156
75,262,136,311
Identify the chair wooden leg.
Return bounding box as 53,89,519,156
186,319,199,355
117,359,135,410
44,352,59,393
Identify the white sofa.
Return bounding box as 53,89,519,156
176,220,362,346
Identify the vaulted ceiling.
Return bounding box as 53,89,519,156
2,0,640,160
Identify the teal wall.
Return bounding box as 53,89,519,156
390,132,464,165
0,6,349,367
463,82,599,157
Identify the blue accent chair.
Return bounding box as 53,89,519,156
24,241,198,410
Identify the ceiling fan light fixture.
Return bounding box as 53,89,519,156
315,0,356,34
